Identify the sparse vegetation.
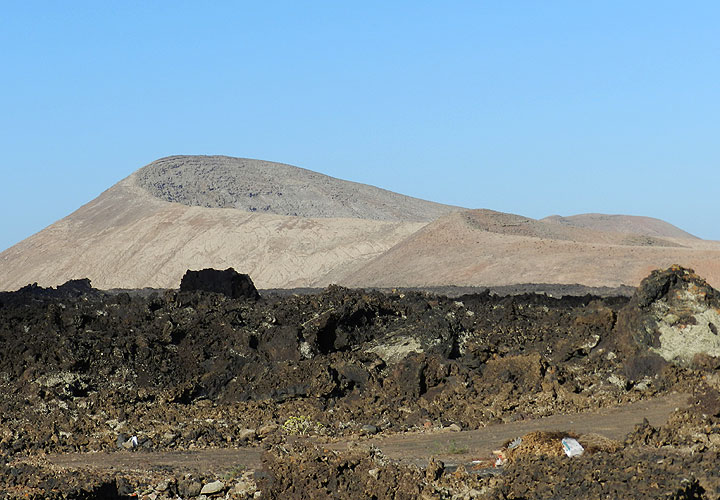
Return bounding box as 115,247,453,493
446,439,469,455
282,416,325,436
222,464,246,480
431,439,469,456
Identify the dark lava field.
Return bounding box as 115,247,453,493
2,266,720,499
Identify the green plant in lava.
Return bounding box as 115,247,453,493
282,416,324,436
223,464,246,480
446,439,469,455
430,439,469,456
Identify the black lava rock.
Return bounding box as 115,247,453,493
179,268,259,300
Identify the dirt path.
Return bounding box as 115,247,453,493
354,392,689,467
39,393,688,474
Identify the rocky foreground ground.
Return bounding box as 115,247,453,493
2,266,720,498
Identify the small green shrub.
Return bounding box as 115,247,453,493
282,416,324,436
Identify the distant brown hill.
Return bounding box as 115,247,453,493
1,155,718,291
542,213,699,240
343,210,720,289
453,210,684,247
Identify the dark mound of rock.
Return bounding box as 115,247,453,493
19,278,94,298
0,275,634,457
0,462,122,499
490,450,714,500
0,279,98,307
179,268,259,300
633,265,720,309
613,265,720,380
259,442,718,500
260,443,427,499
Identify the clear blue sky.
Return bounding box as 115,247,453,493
1,1,718,251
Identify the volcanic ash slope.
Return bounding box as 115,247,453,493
1,155,719,291
0,156,458,290
343,209,720,289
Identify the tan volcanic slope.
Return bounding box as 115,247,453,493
343,209,720,289
0,156,458,291
1,155,719,291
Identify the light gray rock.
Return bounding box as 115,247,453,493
179,480,201,497
257,423,279,438
361,424,379,435
162,431,177,444
231,478,257,496
237,428,257,442
200,480,225,495
121,435,138,449
116,433,127,449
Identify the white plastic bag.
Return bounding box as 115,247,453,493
561,437,584,457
